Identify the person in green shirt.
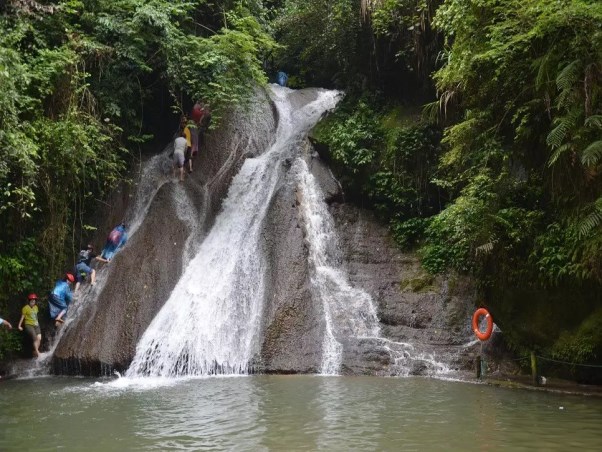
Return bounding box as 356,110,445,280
18,293,41,358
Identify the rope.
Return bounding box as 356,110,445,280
503,354,602,368
536,355,602,369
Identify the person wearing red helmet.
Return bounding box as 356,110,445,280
17,293,41,357
48,273,75,327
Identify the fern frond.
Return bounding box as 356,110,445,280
581,141,602,167
556,60,580,92
533,52,553,91
579,198,602,237
546,118,571,148
585,115,602,129
547,108,581,149
475,240,497,256
548,143,572,167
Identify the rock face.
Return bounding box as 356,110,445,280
52,87,484,377
328,202,479,375
53,88,278,375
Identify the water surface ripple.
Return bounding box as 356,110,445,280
1,376,602,451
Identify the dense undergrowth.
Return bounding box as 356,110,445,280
0,0,275,361
285,0,602,377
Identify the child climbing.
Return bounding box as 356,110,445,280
49,273,75,327
17,294,41,357
97,223,128,263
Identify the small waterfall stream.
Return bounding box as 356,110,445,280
126,87,341,377
296,159,381,374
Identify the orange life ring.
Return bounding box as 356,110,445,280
472,308,493,341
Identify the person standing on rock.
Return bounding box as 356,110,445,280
172,128,188,182
17,294,41,357
74,243,98,291
49,273,75,327
97,222,128,263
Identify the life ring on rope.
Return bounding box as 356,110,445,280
472,308,493,341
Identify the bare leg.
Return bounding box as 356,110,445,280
91,269,96,285
33,334,41,357
179,166,185,182
55,309,66,327
75,282,80,292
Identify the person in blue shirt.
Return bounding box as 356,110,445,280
49,273,75,327
97,223,128,263
277,71,288,87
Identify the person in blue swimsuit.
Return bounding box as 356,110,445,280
97,223,128,263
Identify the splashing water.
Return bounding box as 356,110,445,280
126,87,342,377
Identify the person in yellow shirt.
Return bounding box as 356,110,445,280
18,293,41,358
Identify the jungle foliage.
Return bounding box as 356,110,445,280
1,0,601,371
281,0,602,367
0,0,275,360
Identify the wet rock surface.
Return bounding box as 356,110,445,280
52,87,489,378
258,174,323,373
53,87,278,375
328,202,480,375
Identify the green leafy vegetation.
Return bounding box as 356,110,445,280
0,0,275,361
281,0,602,368
1,0,600,374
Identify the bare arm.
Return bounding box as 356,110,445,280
17,314,25,331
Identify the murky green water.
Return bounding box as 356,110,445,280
1,375,601,451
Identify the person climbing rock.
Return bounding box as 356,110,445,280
172,129,188,182
97,223,128,263
184,118,199,174
0,315,13,329
277,71,288,87
17,294,41,357
49,273,75,327
74,243,98,291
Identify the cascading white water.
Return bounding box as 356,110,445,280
295,160,381,374
126,87,342,377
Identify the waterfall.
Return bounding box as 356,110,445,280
296,160,381,374
126,87,341,377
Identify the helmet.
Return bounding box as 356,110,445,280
66,273,75,283
28,293,38,301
